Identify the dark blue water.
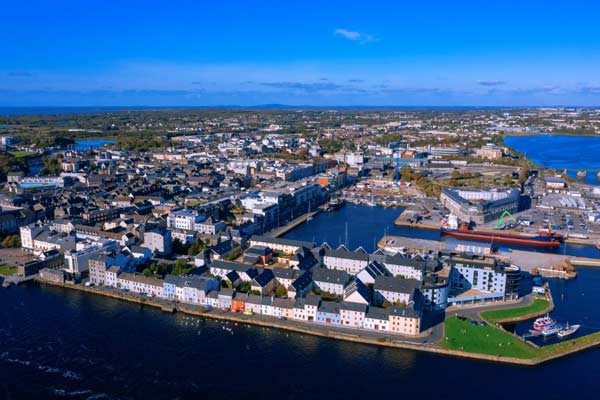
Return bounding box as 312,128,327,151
283,204,441,252
284,204,600,258
505,135,600,185
2,275,600,399
512,268,600,345
3,204,600,398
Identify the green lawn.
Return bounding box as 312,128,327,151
536,331,600,358
442,317,538,359
0,264,17,276
480,298,550,322
9,151,34,158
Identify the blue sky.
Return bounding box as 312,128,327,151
1,0,600,106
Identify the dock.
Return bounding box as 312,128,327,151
1,274,37,287
266,209,322,238
378,235,600,274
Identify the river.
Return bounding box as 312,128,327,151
2,204,600,399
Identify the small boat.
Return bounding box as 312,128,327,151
577,170,587,179
541,322,562,337
533,315,555,332
557,323,580,338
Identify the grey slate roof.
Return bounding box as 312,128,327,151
374,276,420,294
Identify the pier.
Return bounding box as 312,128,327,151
266,208,322,238
1,273,38,287
379,235,600,274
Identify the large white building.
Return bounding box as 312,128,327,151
167,209,205,231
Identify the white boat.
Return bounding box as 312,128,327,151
541,322,562,337
557,323,580,338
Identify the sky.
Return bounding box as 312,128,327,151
1,0,600,107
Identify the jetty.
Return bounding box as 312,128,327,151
266,208,322,238
1,274,37,287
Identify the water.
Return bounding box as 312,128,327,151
513,268,600,344
74,139,116,151
2,276,600,399
505,135,600,185
3,205,600,398
284,203,600,258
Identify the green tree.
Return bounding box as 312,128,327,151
238,281,251,293
275,285,288,298
142,268,152,277
40,154,63,175
172,259,193,275
1,235,21,248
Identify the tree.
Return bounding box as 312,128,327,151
1,235,20,248
172,239,189,255
187,238,207,257
238,281,251,293
142,268,152,277
172,260,193,275
40,154,63,175
275,285,288,298
221,279,233,289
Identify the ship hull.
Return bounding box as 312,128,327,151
441,228,561,248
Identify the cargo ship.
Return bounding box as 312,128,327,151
441,215,562,248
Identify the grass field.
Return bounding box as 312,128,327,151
536,331,600,358
442,317,538,359
0,264,17,276
480,298,550,322
9,151,33,158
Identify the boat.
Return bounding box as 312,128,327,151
326,198,345,212
441,223,562,248
577,170,587,179
557,323,580,338
541,322,563,337
533,315,555,332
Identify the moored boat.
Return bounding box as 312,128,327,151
557,323,580,338
541,322,562,337
326,198,345,212
533,315,555,332
441,214,562,248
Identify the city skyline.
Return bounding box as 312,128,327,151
2,0,600,106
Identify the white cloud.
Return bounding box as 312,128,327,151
334,28,376,44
